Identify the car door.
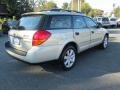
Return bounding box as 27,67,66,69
84,16,103,46
73,15,91,52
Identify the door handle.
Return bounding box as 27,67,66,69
91,31,94,34
75,32,79,35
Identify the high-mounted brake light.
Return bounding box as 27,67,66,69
32,30,51,46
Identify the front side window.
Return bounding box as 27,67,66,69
49,16,71,29
73,16,87,29
84,17,97,28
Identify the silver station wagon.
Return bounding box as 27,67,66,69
5,9,109,70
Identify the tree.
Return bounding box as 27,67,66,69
62,2,69,10
89,9,103,17
69,0,92,15
69,0,86,11
81,2,91,15
69,0,104,16
29,0,47,11
0,0,6,4
29,0,40,8
0,0,33,17
114,7,120,17
34,1,57,11
44,1,57,10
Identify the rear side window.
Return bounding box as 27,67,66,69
17,15,43,30
84,17,97,28
49,15,71,29
73,16,87,29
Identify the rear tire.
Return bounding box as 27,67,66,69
99,35,108,49
59,45,77,71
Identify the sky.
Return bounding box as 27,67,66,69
48,0,120,12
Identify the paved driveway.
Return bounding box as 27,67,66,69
0,31,120,90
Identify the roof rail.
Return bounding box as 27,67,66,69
41,8,83,14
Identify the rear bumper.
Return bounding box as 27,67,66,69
102,24,110,27
5,41,63,63
110,23,117,26
5,42,27,56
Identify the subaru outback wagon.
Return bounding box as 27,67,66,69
5,10,109,70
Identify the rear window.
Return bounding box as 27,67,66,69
102,18,109,21
16,15,43,30
48,15,71,29
110,18,117,21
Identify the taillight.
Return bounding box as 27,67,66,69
32,30,51,46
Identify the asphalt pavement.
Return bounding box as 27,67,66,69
0,29,120,90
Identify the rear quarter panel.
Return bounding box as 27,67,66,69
38,29,77,59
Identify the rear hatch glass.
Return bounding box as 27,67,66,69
15,15,43,30
102,18,109,22
9,15,44,52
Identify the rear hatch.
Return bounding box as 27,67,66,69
110,18,117,24
9,14,44,52
102,17,110,24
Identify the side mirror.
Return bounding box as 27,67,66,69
97,23,102,28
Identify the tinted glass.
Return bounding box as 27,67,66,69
102,18,109,21
73,16,86,29
84,17,97,28
17,15,42,30
93,18,97,21
8,20,18,28
49,16,71,29
110,18,117,21
98,18,102,21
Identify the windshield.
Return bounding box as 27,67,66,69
16,15,42,30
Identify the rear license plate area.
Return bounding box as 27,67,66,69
13,37,20,45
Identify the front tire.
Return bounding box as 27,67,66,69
59,46,77,71
100,35,108,49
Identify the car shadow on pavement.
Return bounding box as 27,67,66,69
17,41,120,79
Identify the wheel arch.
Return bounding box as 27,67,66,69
105,33,109,38
59,41,79,59
63,42,78,52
